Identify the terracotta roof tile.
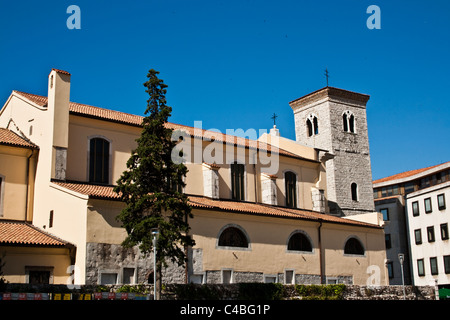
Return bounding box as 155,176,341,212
373,161,450,184
0,128,38,149
0,220,71,247
52,181,381,229
12,91,311,161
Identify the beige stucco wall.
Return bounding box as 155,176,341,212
1,246,72,285
86,199,127,244
190,209,387,285
0,145,36,221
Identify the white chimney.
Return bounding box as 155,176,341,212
47,68,71,180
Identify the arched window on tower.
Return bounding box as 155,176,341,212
343,111,355,133
306,114,319,137
351,183,358,201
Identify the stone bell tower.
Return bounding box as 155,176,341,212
289,87,375,217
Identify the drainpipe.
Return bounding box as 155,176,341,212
318,219,324,284
25,149,34,222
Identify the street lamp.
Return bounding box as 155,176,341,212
151,228,159,300
398,253,406,300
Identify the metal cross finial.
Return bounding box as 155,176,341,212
271,113,278,126
324,68,329,87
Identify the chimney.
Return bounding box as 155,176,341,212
48,68,71,180
270,125,280,137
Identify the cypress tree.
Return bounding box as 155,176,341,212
114,69,194,299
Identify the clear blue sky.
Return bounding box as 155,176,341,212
0,0,449,180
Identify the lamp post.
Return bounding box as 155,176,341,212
151,228,159,300
398,253,406,300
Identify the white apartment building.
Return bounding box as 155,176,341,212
406,180,450,287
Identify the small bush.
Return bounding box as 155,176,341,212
295,284,346,300
238,283,285,300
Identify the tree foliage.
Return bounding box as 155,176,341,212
114,69,195,268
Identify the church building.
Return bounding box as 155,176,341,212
0,69,387,286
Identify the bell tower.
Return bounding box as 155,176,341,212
289,87,375,216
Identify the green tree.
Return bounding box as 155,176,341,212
114,69,194,299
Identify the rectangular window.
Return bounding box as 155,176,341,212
380,208,389,221
438,194,446,210
414,229,422,245
89,138,110,184
285,270,295,284
373,189,379,199
385,234,392,249
100,273,118,285
285,172,297,208
392,185,399,195
49,210,54,228
421,177,430,189
417,259,425,277
427,226,435,242
424,198,432,213
444,256,450,274
222,269,232,284
387,262,394,279
0,176,3,217
441,223,449,240
412,201,420,217
122,268,135,285
231,162,245,201
381,187,387,198
264,275,277,283
404,182,415,194
430,257,438,275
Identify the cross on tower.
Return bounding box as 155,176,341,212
271,113,278,126
324,68,330,87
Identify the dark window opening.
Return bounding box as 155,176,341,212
349,114,355,133
285,171,297,208
218,226,248,248
343,113,348,132
306,119,313,137
89,138,110,184
351,183,358,201
231,162,245,201
344,237,364,255
287,232,312,252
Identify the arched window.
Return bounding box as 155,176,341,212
284,171,297,208
89,137,110,184
343,111,355,133
351,183,358,201
349,114,355,133
231,162,245,201
287,231,313,252
344,237,365,255
306,119,313,137
343,113,348,132
306,114,318,137
218,226,249,248
313,116,319,135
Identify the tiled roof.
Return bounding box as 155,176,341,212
0,220,72,247
52,180,381,229
0,128,38,149
11,91,311,161
373,161,450,185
